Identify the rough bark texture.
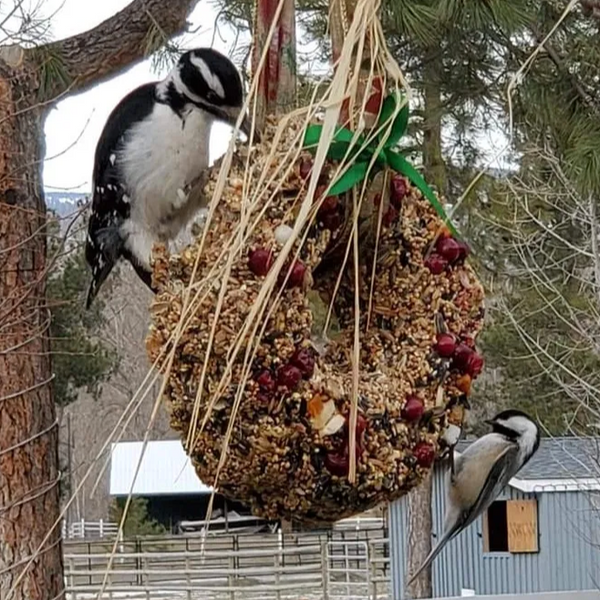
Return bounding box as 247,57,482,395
0,58,64,600
405,471,434,599
0,2,198,598
34,0,199,102
251,0,297,130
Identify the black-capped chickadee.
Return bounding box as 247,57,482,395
407,409,540,585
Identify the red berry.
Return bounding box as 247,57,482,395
325,450,349,477
299,159,313,180
465,352,484,378
383,206,399,227
457,240,470,261
453,343,474,371
424,254,448,274
291,347,315,378
414,442,436,468
320,211,343,231
390,175,408,208
434,333,456,358
277,364,302,390
283,260,307,288
256,370,275,392
402,396,424,422
436,237,462,263
248,248,273,276
318,195,339,214
345,412,368,441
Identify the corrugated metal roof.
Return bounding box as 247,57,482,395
109,440,213,496
457,437,600,481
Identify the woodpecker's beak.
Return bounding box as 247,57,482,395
239,113,259,142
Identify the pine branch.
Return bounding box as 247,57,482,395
29,0,200,103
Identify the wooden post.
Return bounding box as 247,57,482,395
251,0,297,131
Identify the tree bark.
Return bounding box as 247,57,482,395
251,0,297,130
405,45,447,600
0,57,64,600
0,2,199,598
406,471,434,599
422,47,447,197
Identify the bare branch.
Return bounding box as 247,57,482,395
29,0,200,103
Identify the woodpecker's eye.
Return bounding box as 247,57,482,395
205,90,220,104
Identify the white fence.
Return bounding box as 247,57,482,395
62,519,119,539
63,532,390,600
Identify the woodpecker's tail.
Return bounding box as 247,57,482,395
85,226,123,309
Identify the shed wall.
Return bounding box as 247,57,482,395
389,469,600,598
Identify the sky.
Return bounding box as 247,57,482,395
37,0,510,194
42,0,240,193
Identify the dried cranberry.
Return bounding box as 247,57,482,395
324,451,349,477
452,343,473,371
299,159,313,180
318,195,339,214
283,260,307,288
248,248,273,276
424,254,448,274
345,412,367,442
390,175,408,208
276,364,302,390
413,442,436,468
457,240,470,261
291,347,315,378
436,237,462,263
382,206,399,227
402,396,424,422
320,211,343,231
465,352,484,378
434,333,456,358
256,370,275,392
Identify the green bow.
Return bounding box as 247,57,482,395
302,92,458,237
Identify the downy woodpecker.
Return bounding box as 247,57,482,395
85,47,250,307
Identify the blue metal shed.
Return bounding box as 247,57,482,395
389,437,600,598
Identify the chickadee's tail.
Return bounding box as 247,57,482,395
406,529,454,587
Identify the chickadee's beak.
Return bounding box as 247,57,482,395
484,419,495,426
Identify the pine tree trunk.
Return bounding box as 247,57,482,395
406,471,433,598
406,46,446,600
0,60,65,600
422,47,447,197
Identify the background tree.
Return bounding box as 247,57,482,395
46,211,118,408
0,2,200,598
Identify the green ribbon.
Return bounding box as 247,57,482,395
302,92,458,237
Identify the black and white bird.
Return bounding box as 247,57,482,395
85,47,250,308
407,409,540,585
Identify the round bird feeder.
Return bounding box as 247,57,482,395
146,0,485,524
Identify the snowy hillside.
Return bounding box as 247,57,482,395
45,191,88,217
